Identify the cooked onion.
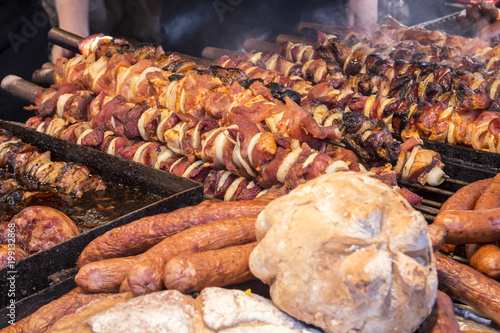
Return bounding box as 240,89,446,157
276,147,303,183
224,177,245,201
402,145,421,180
426,166,446,186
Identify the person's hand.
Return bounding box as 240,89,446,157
51,45,75,63
346,0,378,28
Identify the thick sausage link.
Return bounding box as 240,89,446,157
163,242,257,293
127,215,258,296
427,224,448,252
77,200,268,267
432,208,500,244
439,179,489,213
434,252,500,326
417,290,460,333
474,174,500,210
469,244,500,280
21,288,114,333
75,257,136,293
467,175,500,278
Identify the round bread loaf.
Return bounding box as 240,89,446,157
249,172,437,333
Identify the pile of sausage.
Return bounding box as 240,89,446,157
430,173,500,329
74,198,276,297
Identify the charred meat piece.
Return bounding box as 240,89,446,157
341,112,401,165
265,82,302,105
208,65,249,86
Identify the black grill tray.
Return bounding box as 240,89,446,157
0,121,204,324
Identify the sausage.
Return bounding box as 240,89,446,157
75,256,136,293
119,277,132,293
474,174,500,210
0,316,30,333
427,224,448,252
416,290,460,333
438,179,489,213
432,208,500,244
439,243,456,255
77,200,268,267
466,174,500,275
469,244,500,280
127,214,258,296
20,288,114,333
163,242,257,293
434,252,500,326
45,292,133,333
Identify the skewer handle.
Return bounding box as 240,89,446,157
32,69,55,86
243,39,279,53
48,27,82,53
1,75,41,104
275,34,315,46
202,47,246,61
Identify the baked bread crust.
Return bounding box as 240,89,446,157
249,172,437,333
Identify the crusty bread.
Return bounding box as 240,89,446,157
249,172,437,333
199,287,320,332
61,288,320,332
85,290,205,333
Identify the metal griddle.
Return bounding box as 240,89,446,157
0,121,204,325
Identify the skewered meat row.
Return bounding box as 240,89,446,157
44,33,434,167
28,33,450,192
0,129,106,198
25,115,266,201
217,53,500,153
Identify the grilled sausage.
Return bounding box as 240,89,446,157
436,179,489,255
127,215,258,296
465,174,500,276
469,244,500,280
0,316,30,333
474,174,500,210
20,288,114,333
75,256,136,293
432,208,500,244
434,252,500,326
417,290,460,333
77,200,268,267
163,242,257,293
427,224,448,252
438,179,489,213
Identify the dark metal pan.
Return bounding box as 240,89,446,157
0,121,204,317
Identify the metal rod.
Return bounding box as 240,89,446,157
48,27,82,53
296,22,365,37
1,75,40,104
32,69,55,86
243,39,279,53
276,34,315,46
201,47,246,61
421,198,442,209
398,178,455,197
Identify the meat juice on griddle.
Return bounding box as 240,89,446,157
0,178,160,233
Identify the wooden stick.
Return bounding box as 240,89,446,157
243,39,279,53
202,47,246,61
1,75,40,104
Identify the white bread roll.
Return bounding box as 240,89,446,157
77,288,320,332
249,172,437,333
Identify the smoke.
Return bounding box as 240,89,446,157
161,2,213,45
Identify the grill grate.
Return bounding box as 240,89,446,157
410,11,471,37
